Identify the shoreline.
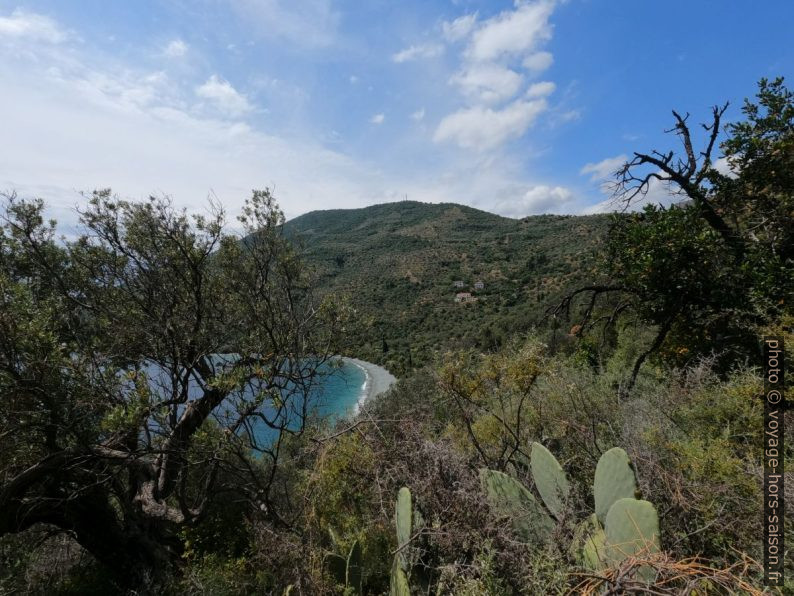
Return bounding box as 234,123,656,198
340,356,396,415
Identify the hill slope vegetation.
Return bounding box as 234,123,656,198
283,201,611,370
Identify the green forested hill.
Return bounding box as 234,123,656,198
282,201,611,370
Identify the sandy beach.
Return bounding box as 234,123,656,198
341,356,396,413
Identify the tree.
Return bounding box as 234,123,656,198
554,77,793,388
0,189,347,586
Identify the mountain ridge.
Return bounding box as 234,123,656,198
280,200,612,371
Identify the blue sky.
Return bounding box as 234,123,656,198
1,0,791,225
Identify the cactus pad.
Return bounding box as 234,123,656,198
594,447,637,524
604,498,660,581
479,468,555,544
390,564,410,596
570,513,607,570
346,540,362,593
395,487,412,547
323,552,347,586
328,526,341,548
530,441,570,520
395,486,412,571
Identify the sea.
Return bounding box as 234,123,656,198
241,357,369,445
307,358,369,420
137,356,368,445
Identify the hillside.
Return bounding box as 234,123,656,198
283,201,612,370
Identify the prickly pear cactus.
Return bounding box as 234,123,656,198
582,525,607,570
390,563,411,596
347,539,362,593
594,447,637,524
604,498,660,582
570,513,607,570
323,552,347,587
328,526,341,547
395,486,412,570
530,441,570,520
479,468,555,544
323,530,363,594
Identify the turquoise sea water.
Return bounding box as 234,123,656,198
139,357,367,445
308,359,369,420
248,358,368,445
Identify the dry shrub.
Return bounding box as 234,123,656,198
571,551,765,595
322,408,558,594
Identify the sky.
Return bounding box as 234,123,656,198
1,0,792,227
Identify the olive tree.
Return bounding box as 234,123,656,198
0,189,347,584
554,77,793,388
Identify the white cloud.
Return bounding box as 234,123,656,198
581,175,678,214
580,154,627,181
0,9,68,43
0,25,411,222
0,3,586,230
713,156,738,178
522,51,553,73
437,1,559,151
466,1,554,63
526,81,555,98
450,64,523,105
370,113,385,124
441,13,477,42
392,43,444,63
493,184,574,216
434,98,548,151
164,39,188,57
196,75,251,116
0,54,396,223
557,109,581,123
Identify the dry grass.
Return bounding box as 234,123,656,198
570,550,766,595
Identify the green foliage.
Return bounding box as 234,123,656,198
529,441,569,521
600,77,794,374
593,447,638,524
482,439,659,582
281,201,610,371
0,189,348,589
435,540,517,595
637,366,770,558
176,554,270,595
309,433,378,537
718,77,794,304
478,468,555,545
5,76,789,595
437,341,549,467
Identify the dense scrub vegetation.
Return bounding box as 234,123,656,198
1,79,792,594
282,202,611,373
4,334,789,593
